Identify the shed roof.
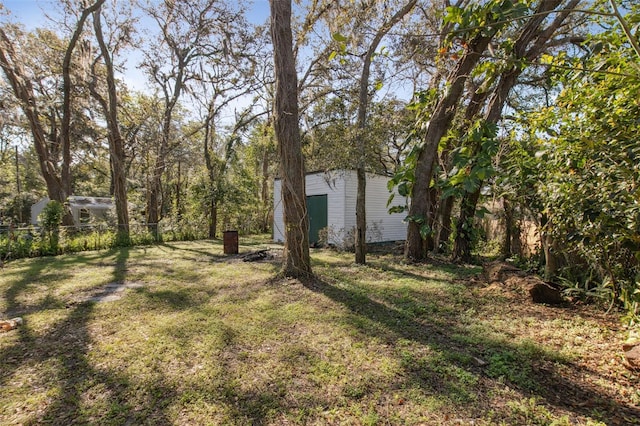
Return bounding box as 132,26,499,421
67,196,113,210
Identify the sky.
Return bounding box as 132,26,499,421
1,0,272,93
2,0,272,26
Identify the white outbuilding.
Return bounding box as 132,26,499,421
31,196,114,226
273,170,407,246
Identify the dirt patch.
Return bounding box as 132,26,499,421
480,260,564,305
76,281,146,303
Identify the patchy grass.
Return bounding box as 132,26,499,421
1,238,638,425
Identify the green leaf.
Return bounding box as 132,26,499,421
398,182,410,197
328,51,337,61
332,32,347,43
419,224,433,240
386,193,395,207
448,168,467,187
475,206,490,218
443,6,462,25
463,178,478,193
388,205,407,214
405,214,425,224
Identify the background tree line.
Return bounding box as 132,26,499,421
0,0,638,321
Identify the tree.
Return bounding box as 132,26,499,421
139,0,244,231
191,21,268,238
451,0,583,262
269,0,312,279
59,0,106,212
506,7,640,320
0,0,104,225
298,0,418,264
352,0,417,265
403,1,523,261
89,0,132,242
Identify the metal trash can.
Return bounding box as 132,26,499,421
223,230,238,255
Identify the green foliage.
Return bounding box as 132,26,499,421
40,201,64,230
504,20,640,323
0,193,37,226
0,222,212,261
39,200,64,254
440,120,498,199
386,91,437,213
443,0,528,44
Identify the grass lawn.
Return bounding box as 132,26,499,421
1,237,638,425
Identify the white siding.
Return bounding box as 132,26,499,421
343,171,357,233
31,197,50,225
341,171,407,243
365,173,407,242
272,170,407,244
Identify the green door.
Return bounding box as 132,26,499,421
306,195,328,245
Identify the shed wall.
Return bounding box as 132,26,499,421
341,171,407,243
30,197,50,225
273,170,407,245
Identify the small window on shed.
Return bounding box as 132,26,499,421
79,208,90,224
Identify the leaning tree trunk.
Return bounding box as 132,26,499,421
452,0,575,262
436,88,489,254
405,32,495,261
0,27,74,225
270,0,312,278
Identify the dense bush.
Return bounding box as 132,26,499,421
505,28,640,324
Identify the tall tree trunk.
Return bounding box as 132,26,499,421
435,194,454,253
452,187,481,262
58,0,106,226
270,0,312,278
175,160,181,217
147,56,187,233
436,88,489,254
209,198,217,239
147,151,164,234
203,103,218,239
406,32,495,261
451,70,524,261
92,3,129,242
354,0,417,265
355,167,367,264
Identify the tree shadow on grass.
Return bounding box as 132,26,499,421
159,241,225,261
302,273,640,424
0,248,177,425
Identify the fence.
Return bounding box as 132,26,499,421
0,222,210,261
